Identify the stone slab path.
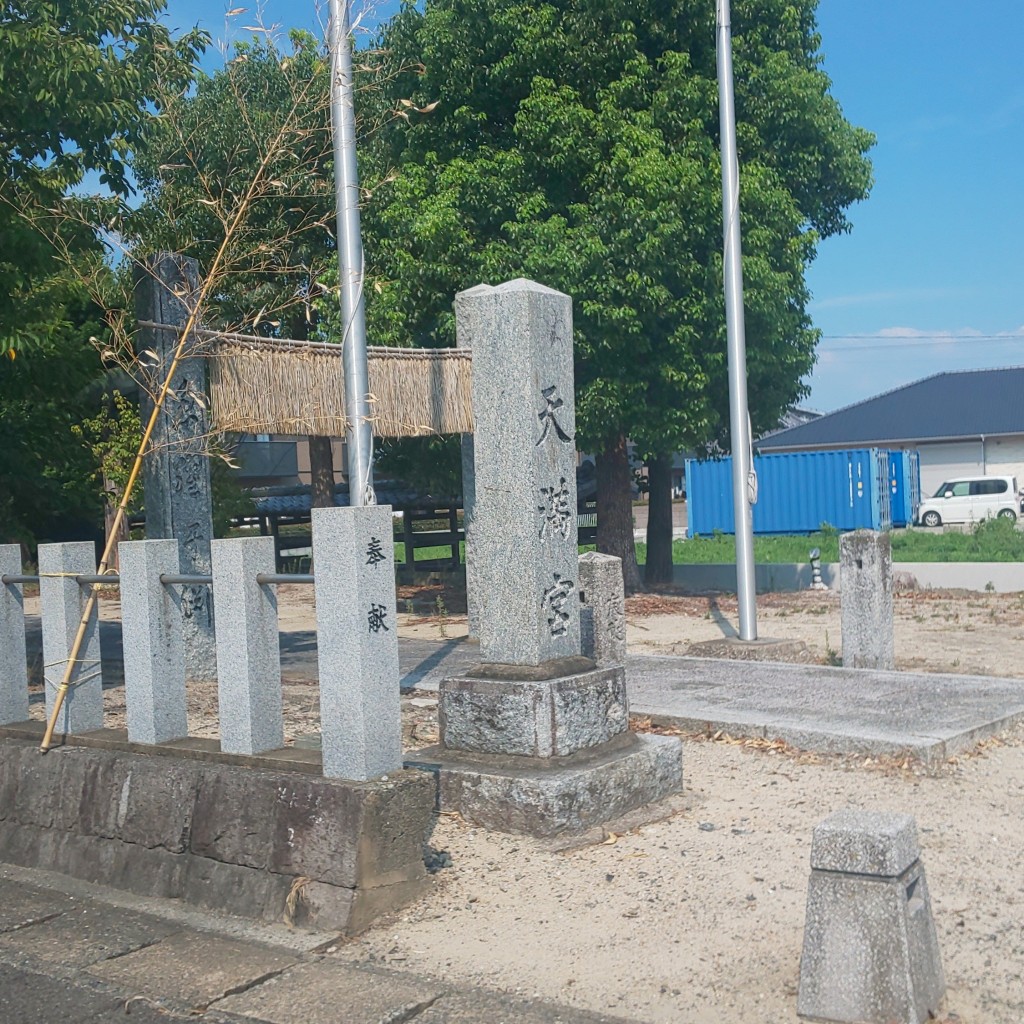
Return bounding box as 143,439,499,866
0,864,628,1024
400,638,1024,764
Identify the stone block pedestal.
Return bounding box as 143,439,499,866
434,657,681,837
0,732,434,936
439,658,627,758
413,733,682,838
798,808,945,1024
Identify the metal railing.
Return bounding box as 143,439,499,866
2,573,315,587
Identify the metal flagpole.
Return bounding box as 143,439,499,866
328,0,374,506
716,0,757,640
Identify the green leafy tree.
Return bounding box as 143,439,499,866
0,283,108,549
70,389,142,561
0,1,205,547
0,0,206,354
362,0,873,589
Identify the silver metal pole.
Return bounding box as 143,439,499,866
716,0,757,640
328,0,374,506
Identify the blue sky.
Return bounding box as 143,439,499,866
162,0,1024,412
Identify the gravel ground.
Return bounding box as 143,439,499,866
332,728,1024,1024
21,582,1024,1022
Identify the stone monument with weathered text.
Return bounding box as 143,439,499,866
426,280,681,836
312,505,403,781
135,253,216,681
840,530,895,670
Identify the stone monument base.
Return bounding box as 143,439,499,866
410,732,682,837
439,658,627,758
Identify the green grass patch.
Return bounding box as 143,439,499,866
395,541,466,564
664,517,1024,563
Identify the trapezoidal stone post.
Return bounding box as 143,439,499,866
0,544,29,724
840,530,895,669
38,542,104,734
135,252,216,682
798,808,945,1023
424,280,682,837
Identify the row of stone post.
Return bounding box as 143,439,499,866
0,505,403,782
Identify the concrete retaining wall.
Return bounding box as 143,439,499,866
0,737,434,934
671,561,1023,594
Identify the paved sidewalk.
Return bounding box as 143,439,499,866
0,864,628,1024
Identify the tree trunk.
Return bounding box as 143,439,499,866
102,473,129,572
645,453,674,586
596,434,642,594
308,436,335,508
288,305,335,511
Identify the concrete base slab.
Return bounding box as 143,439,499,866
396,641,1024,763
409,733,682,837
629,655,1024,763
88,931,297,1011
0,881,75,933
0,962,126,1024
0,862,637,1024
685,636,812,662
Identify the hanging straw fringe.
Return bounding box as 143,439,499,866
199,332,474,438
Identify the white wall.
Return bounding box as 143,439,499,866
915,440,984,497
985,436,1024,491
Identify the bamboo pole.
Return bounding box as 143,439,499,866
40,106,310,752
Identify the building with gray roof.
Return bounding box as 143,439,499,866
758,367,1024,496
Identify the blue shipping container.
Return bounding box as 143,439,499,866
686,449,893,536
887,449,921,527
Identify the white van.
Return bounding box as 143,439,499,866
916,475,1018,527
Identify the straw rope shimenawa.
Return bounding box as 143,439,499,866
150,326,475,438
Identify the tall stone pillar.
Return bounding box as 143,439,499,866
456,280,581,665
460,434,479,640
312,505,402,781
431,280,682,836
135,253,216,681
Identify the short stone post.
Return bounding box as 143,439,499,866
798,809,945,1024
38,542,104,734
460,433,480,639
808,546,828,590
840,531,894,669
578,552,626,668
135,252,216,682
118,540,188,745
211,536,284,755
312,505,402,781
0,545,29,724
